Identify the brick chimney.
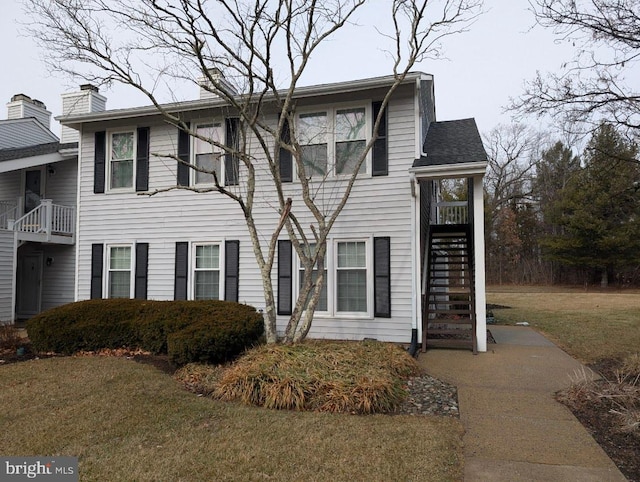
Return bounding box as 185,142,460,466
7,94,52,129
60,84,107,143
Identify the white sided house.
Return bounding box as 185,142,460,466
0,88,108,323
59,72,488,352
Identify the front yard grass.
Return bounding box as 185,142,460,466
0,356,463,481
487,285,640,363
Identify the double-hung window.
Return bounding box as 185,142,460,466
193,244,220,300
298,113,328,178
109,131,135,190
297,105,368,178
335,108,366,175
193,122,224,185
298,244,328,312
336,241,368,313
108,245,132,298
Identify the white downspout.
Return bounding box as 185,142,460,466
473,174,487,352
410,173,420,340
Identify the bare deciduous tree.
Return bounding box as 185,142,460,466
27,0,482,343
512,0,640,137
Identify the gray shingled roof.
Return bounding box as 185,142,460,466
0,142,61,162
413,118,487,167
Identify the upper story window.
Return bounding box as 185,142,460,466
109,131,136,190
297,105,368,179
193,122,224,185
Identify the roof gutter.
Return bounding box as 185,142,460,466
57,72,430,128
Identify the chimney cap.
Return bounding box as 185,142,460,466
10,93,32,103
80,84,99,93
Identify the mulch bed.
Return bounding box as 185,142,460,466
558,359,640,482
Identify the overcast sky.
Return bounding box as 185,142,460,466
1,0,576,139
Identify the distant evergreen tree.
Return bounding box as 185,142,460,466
541,124,640,286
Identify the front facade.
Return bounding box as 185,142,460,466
59,72,488,351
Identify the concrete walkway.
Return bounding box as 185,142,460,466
418,325,627,481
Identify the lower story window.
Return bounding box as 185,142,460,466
194,244,220,300
336,241,367,312
108,246,131,298
298,244,328,312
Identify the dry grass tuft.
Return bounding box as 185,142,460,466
559,353,640,435
0,325,24,352
174,363,225,396
213,340,420,414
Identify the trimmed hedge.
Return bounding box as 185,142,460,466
26,299,264,365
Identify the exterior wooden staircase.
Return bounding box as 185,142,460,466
422,224,477,354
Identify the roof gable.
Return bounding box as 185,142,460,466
414,118,487,168
0,117,59,150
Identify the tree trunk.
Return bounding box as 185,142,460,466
600,268,608,288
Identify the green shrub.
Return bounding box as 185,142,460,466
168,304,264,365
26,299,264,364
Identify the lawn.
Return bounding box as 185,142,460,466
487,285,640,363
0,356,463,481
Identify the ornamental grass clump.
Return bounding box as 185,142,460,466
211,340,420,414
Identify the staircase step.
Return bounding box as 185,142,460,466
427,309,473,316
426,328,474,336
425,338,474,349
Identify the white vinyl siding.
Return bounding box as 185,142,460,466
75,84,416,342
0,230,16,322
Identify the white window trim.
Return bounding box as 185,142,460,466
292,238,374,319
295,101,372,180
105,244,134,299
334,238,373,318
293,242,332,317
191,120,225,187
107,128,137,192
188,241,225,301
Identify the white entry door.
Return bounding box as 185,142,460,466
16,253,43,317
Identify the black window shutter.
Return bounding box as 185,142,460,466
277,240,292,315
279,116,293,182
374,237,391,317
134,243,149,300
225,118,240,186
372,101,388,176
136,127,150,192
224,240,240,302
94,131,106,193
177,122,190,186
174,242,189,300
90,243,104,299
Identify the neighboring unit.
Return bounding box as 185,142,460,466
48,72,486,351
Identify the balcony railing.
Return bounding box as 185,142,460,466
436,201,468,224
9,199,75,241
0,200,17,230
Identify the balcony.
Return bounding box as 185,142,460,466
2,199,75,245
435,201,468,225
